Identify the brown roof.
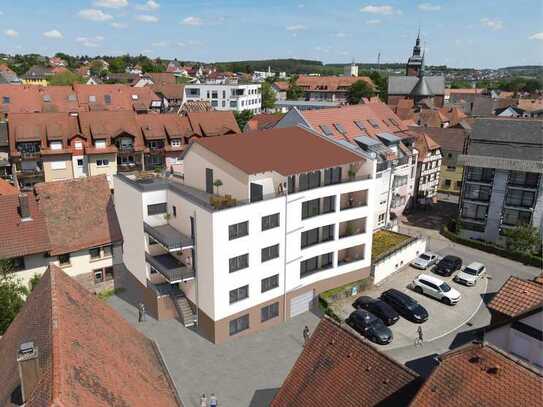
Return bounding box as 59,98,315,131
273,81,289,91
297,75,375,92
411,132,440,160
487,276,543,318
410,343,543,407
152,83,184,100
244,113,284,132
409,127,467,153
187,110,240,137
73,84,161,112
34,175,122,256
78,110,143,148
518,98,543,112
179,100,214,114
271,318,419,407
0,178,18,195
146,72,178,85
136,113,192,141
194,126,364,176
445,88,485,96
0,193,51,258
0,265,182,407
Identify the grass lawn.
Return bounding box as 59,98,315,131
372,230,412,261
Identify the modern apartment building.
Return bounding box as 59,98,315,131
114,126,375,343
275,102,418,229
458,118,543,244
184,82,262,113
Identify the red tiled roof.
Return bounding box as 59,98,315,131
244,113,284,131
146,72,178,85
180,100,214,114
409,127,467,153
34,175,122,256
271,318,419,407
410,131,440,160
0,178,18,195
487,276,543,318
0,265,182,407
410,343,543,407
78,110,143,148
273,81,289,91
136,113,193,141
152,83,184,100
194,126,364,176
297,75,375,92
187,110,240,137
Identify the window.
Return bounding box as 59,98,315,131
2,96,10,104
211,91,218,99
147,203,167,216
506,189,536,208
77,159,84,166
461,203,487,220
300,253,333,278
509,171,539,187
378,213,386,224
104,94,112,105
262,213,280,231
96,159,109,167
367,119,379,129
94,270,104,283
261,302,279,322
171,139,182,147
324,167,342,185
58,253,70,266
302,199,320,219
333,123,347,134
50,141,62,150
50,161,67,170
211,100,218,107
229,314,249,335
393,175,408,188
74,141,83,149
102,245,112,257
299,171,321,191
354,120,366,131
444,179,451,187
467,167,494,183
464,184,491,201
229,221,249,240
261,274,279,293
172,206,177,217
503,209,531,226
301,228,319,248
89,95,96,103
322,196,335,214
261,244,279,262
447,166,456,171
90,247,101,260
321,224,334,242
229,254,249,273
455,181,462,190
229,285,249,304
95,140,106,149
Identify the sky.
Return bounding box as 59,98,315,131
0,0,542,68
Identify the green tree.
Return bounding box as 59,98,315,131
450,80,472,89
286,75,303,100
109,57,127,74
523,78,543,93
0,259,29,335
504,225,542,254
346,80,375,104
261,81,277,110
368,71,387,101
234,110,255,130
48,71,85,86
89,60,106,77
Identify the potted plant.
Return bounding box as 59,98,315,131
348,165,356,179
213,179,223,195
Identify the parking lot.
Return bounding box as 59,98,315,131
337,260,487,350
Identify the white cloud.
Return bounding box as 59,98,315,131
418,3,440,11
111,22,127,28
529,32,543,41
4,29,18,38
360,5,400,15
136,0,159,11
43,29,63,39
135,14,159,22
181,16,203,26
78,9,114,21
286,24,307,31
76,35,105,47
480,17,503,30
366,19,382,25
93,0,128,8
151,40,168,47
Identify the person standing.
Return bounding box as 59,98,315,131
209,393,218,407
200,393,208,407
303,325,310,345
415,326,424,347
138,303,146,323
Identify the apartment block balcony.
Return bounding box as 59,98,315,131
144,222,194,252
339,218,367,239
20,151,41,160
145,252,194,283
338,244,366,266
340,190,368,211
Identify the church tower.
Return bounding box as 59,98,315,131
406,31,423,76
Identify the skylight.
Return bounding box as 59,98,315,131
334,123,347,135
319,124,334,137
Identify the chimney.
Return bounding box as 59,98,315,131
18,193,31,220
17,342,40,403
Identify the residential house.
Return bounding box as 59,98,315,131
114,126,375,343
271,81,289,101
48,56,66,67
457,118,543,245
484,274,543,369
0,119,11,179
412,131,442,205
184,82,262,113
294,75,374,103
0,265,182,407
73,84,162,113
271,318,420,406
244,113,284,132
152,83,185,112
134,72,178,87
185,110,241,137
179,100,214,115
275,102,418,230
21,65,53,86
0,175,122,291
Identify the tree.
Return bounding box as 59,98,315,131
346,80,375,104
89,60,107,77
0,259,28,335
234,110,255,130
450,80,472,89
109,57,127,74
368,71,387,101
213,179,223,195
286,75,303,100
261,81,277,111
48,71,85,86
503,225,541,254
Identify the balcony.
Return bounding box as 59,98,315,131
144,222,194,252
338,244,365,266
20,151,41,160
118,163,143,173
339,218,367,239
340,190,368,211
145,252,194,283
117,145,135,154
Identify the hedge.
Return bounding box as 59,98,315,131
441,226,542,268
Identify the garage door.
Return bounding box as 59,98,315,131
290,291,314,318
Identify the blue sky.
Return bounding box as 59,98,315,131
1,0,542,68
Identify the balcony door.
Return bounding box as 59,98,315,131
206,168,213,194
250,183,263,202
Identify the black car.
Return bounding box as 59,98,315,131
434,255,462,277
346,309,393,345
380,289,429,323
352,296,400,326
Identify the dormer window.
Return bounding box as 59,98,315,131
368,119,379,129
131,94,139,100
50,141,62,150
43,95,51,102
68,94,77,101
354,120,366,131
2,96,9,104
171,139,182,147
74,141,83,149
95,139,106,149
89,95,96,103
104,94,112,105
334,123,347,135
319,125,334,137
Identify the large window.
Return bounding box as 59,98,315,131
229,254,249,273
324,167,342,185
58,253,71,266
301,225,334,249
299,171,321,191
392,175,408,188
461,203,487,221
229,314,249,335
229,221,249,240
506,189,535,208
300,253,333,278
261,274,279,292
322,196,335,214
509,171,539,188
262,213,280,231
147,203,167,216
261,302,279,322
261,244,279,262
464,184,491,202
229,285,249,304
466,167,494,183
321,224,335,241
502,209,531,226
302,199,320,219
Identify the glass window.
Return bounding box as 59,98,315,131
261,302,279,322
324,167,342,185
261,244,279,262
229,221,249,240
261,274,279,293
94,270,104,283
461,203,487,220
58,253,70,266
147,203,167,216
229,314,249,335
300,253,333,278
229,254,249,273
301,227,320,248
302,199,320,219
262,213,280,231
104,266,114,281
506,189,535,208
321,224,334,242
102,245,112,257
503,209,531,226
229,285,249,304
322,196,335,214
90,247,101,259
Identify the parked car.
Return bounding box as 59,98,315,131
434,255,463,277
411,252,439,270
346,309,393,345
352,296,400,326
380,289,429,323
454,262,487,286
411,274,462,305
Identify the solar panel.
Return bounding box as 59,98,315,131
319,124,334,137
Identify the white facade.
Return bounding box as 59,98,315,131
184,83,262,113
416,150,442,203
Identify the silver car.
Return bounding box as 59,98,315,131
411,252,439,270
454,262,486,286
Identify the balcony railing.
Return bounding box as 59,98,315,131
145,252,194,283
144,222,194,252
20,151,41,160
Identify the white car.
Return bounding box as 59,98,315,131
411,274,462,305
411,252,439,270
454,262,487,286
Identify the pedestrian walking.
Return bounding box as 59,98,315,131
138,303,146,323
415,326,424,347
209,393,218,407
303,325,310,345
200,393,208,407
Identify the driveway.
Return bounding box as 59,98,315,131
336,263,487,350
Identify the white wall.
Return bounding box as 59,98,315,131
373,237,427,284
184,83,262,113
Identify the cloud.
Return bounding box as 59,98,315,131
181,16,203,26
366,19,382,25
43,29,63,39
135,14,159,22
480,17,503,30
360,5,400,15
4,29,18,38
418,3,440,11
93,0,128,8
78,9,114,21
529,32,543,41
111,22,127,28
151,40,168,47
76,35,105,47
335,32,347,38
286,24,307,31
136,0,159,11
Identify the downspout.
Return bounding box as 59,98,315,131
282,180,289,321
384,161,394,229
193,210,199,327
